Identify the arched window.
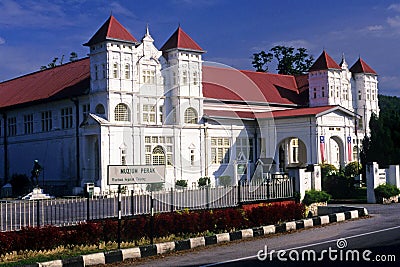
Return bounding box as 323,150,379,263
184,107,197,124
115,103,130,121
152,146,165,165
95,104,105,114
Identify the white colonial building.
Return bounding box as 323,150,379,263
0,16,379,195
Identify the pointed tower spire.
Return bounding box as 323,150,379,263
340,53,348,69
349,58,377,74
142,23,154,42
160,26,204,53
84,15,138,46
309,50,341,71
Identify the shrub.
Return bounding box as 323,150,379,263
344,162,362,178
218,175,232,187
10,173,31,197
211,208,244,232
246,202,305,227
198,177,211,187
175,180,188,188
302,190,331,206
146,183,164,192
124,216,148,241
320,163,337,179
374,184,400,199
322,173,353,198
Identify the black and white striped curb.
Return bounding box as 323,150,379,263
27,207,368,267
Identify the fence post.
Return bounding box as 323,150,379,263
206,186,210,209
267,176,271,200
131,190,134,215
86,196,90,221
117,185,122,250
150,192,154,245
170,187,174,213
36,200,40,227
237,182,241,206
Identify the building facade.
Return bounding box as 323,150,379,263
0,16,379,195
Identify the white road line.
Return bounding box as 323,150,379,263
200,225,400,267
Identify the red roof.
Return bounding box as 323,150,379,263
309,50,341,71
270,105,338,118
84,15,137,46
204,109,257,119
349,58,377,75
0,58,90,109
294,74,309,94
202,66,307,105
204,105,342,120
160,26,204,52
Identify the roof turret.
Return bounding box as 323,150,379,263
349,58,377,75
84,15,138,46
160,26,204,53
309,50,341,71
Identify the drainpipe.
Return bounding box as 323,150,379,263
1,112,9,184
309,117,313,164
204,119,208,177
71,98,81,187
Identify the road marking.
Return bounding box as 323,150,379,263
200,225,400,267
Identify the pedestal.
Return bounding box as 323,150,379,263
22,187,53,200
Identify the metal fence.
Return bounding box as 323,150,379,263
0,176,294,232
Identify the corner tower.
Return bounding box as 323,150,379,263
160,27,205,125
308,51,352,110
350,58,379,135
83,15,139,121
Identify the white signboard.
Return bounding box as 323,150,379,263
107,165,165,185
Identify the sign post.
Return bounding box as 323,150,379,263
107,165,165,249
107,165,165,185
117,185,121,249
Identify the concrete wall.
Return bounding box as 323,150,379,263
366,162,400,203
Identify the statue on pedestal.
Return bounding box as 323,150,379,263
30,159,42,187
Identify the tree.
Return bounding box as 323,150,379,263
40,52,78,70
252,50,273,72
361,95,400,167
198,177,211,187
218,175,232,187
252,45,314,75
175,180,188,188
69,52,78,62
40,57,59,70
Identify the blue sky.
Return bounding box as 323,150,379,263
1,0,400,96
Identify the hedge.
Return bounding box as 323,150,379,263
374,184,400,199
0,202,305,255
302,190,331,206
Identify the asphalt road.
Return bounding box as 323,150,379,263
111,204,400,267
